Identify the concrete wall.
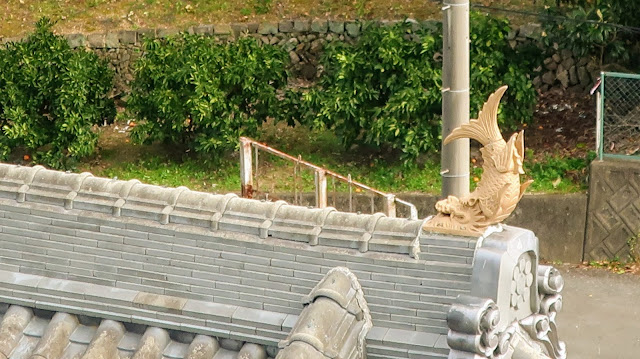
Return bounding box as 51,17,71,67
274,192,588,263
585,159,640,261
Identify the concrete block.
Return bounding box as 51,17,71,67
246,248,294,262
231,309,286,330
3,225,50,240
164,289,212,302
30,208,78,221
241,277,289,292
245,263,292,277
116,281,164,294
5,211,51,224
220,251,270,266
101,225,148,239
146,248,195,262
192,270,241,284
28,222,75,236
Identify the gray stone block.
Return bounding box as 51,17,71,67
278,21,294,33
193,25,213,35
214,24,232,35
230,23,249,36
329,21,345,33
293,20,310,32
137,28,156,40
345,22,361,37
119,30,138,45
87,33,105,48
258,23,278,35
311,20,328,33
66,34,86,48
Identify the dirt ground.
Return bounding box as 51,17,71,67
524,89,596,161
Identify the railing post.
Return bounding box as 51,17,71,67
315,170,327,208
239,137,253,198
384,194,397,218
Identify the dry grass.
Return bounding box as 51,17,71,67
1,0,552,38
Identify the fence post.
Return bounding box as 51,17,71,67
384,194,397,218
314,170,327,208
239,137,253,198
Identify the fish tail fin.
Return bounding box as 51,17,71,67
443,86,507,146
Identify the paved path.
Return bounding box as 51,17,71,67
557,264,640,358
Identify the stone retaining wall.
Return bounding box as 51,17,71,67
0,20,600,97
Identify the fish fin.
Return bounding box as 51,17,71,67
519,180,533,200
443,86,507,146
516,130,526,174
493,132,519,173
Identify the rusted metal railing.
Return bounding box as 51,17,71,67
239,137,418,219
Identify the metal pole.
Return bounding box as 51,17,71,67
314,170,327,208
441,0,470,198
239,138,253,198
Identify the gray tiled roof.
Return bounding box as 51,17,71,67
0,304,272,359
0,163,487,359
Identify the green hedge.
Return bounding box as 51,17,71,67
0,18,115,168
128,35,289,156
291,14,538,163
129,13,538,163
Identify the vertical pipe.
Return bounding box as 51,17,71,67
384,194,397,218
595,90,602,160
254,147,259,196
315,170,327,208
348,174,353,212
598,72,605,160
239,138,253,198
441,0,470,198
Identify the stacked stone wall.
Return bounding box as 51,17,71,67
1,20,600,97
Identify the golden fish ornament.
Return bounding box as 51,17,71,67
423,86,533,236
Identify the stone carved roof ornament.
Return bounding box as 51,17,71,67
424,86,533,236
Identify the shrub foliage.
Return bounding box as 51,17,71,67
0,18,115,168
293,14,537,163
128,35,288,156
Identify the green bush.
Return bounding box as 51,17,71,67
541,4,629,66
293,14,538,163
0,18,115,168
128,35,288,156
